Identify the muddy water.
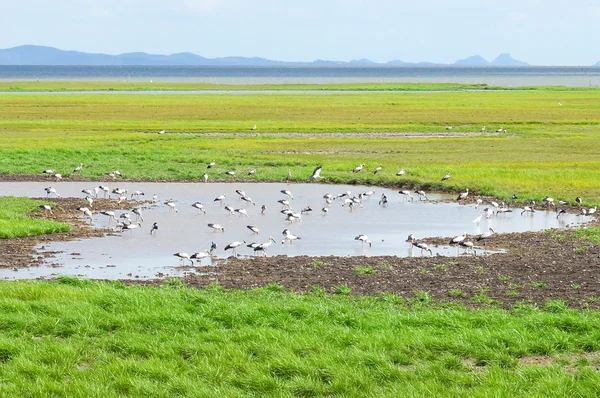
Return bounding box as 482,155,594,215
0,182,589,280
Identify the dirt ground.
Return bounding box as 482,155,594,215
2,192,599,308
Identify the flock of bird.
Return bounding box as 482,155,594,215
37,159,589,263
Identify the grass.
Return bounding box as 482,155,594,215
353,266,377,275
2,280,600,396
0,197,70,238
1,88,600,203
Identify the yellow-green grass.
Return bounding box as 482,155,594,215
0,197,70,238
0,279,599,396
1,89,599,204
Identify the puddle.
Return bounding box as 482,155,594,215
0,182,590,280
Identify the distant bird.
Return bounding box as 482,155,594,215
173,252,193,266
210,242,217,253
363,190,375,198
105,172,116,179
152,194,158,203
191,250,211,262
406,233,415,242
286,169,292,182
192,202,206,214
476,228,495,242
481,126,486,132
208,223,225,232
224,241,246,256
261,205,267,214
282,229,301,244
39,204,53,215
82,189,93,197
374,164,382,174
214,194,227,206
558,102,562,106
544,197,555,207
150,222,158,234
254,237,277,257
224,205,235,215
396,169,405,176
121,222,142,233
53,173,62,181
412,241,432,256
456,188,469,201
44,187,61,197
576,197,582,207
278,199,291,209
556,209,566,219
164,200,178,212
441,173,451,181
521,206,535,216
309,166,322,182
236,189,246,197
460,241,476,254
203,173,209,183
132,208,143,222
449,232,467,245
473,215,482,224
97,185,109,198
158,129,165,134
234,208,249,218
475,198,483,209
247,225,260,234
281,189,294,199
588,206,597,215
321,207,329,215
495,128,503,133
354,234,372,247
225,171,235,176
248,169,256,176
353,164,364,173
399,190,413,202
73,163,84,173
415,190,429,200
301,206,313,214
251,124,257,130
207,161,216,169
100,210,116,222
43,169,55,175
378,194,388,206
131,190,145,199
445,125,452,130
85,196,94,207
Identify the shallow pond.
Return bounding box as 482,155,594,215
0,182,589,280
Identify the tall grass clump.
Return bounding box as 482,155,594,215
0,197,70,238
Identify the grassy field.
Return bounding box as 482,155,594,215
0,197,69,239
0,279,599,397
0,88,599,203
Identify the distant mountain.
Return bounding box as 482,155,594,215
491,53,528,66
453,55,490,66
0,45,541,66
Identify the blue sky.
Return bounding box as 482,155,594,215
2,0,599,65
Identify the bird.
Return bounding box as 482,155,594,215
286,169,292,182
131,190,145,199
234,208,249,218
214,194,227,206
301,206,313,214
191,250,211,262
495,128,503,133
39,204,53,215
158,129,165,134
374,164,382,174
456,188,469,201
544,197,555,207
207,161,216,169
44,187,61,197
85,196,94,207
281,189,294,199
282,229,301,244
354,234,372,247
173,252,193,266
460,241,476,254
415,190,429,201
43,169,55,175
261,205,267,214
132,208,143,222
225,171,235,176
556,209,566,219
309,166,322,182
254,237,277,257
251,124,257,130
363,191,375,198
476,228,495,242
105,172,116,179
73,163,84,173
481,126,486,132
224,241,246,256
278,199,291,209
321,207,329,215
248,169,256,176
521,206,535,216
152,193,158,203
121,222,142,233
378,194,388,206
445,125,453,130
203,173,209,183
100,210,116,222
412,241,432,256
558,102,563,106
241,196,256,206
473,215,482,224
52,173,62,182
406,233,415,242
576,197,582,207
164,200,178,212
208,223,225,232
588,206,597,215
224,205,235,215
449,232,467,245
396,169,405,176
82,189,93,197
352,164,364,173
192,202,206,214
247,225,260,234
441,173,451,181
399,190,413,202
150,222,158,234
97,186,109,198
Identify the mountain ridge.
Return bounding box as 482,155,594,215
0,45,572,67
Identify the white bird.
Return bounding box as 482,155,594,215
396,169,405,176
495,128,503,133
131,190,145,199
82,189,93,197
415,190,429,200
460,241,476,254
441,173,451,181
100,210,116,222
254,237,277,257
192,202,206,214
286,169,292,182
39,204,53,215
52,174,62,182
473,215,482,224
132,208,143,222
119,213,131,221
203,173,209,183
85,196,93,207
207,161,216,169
121,222,142,233
281,189,294,199
208,223,225,232
214,194,227,206
399,190,413,201
241,196,255,206
251,124,257,130
173,252,193,265
43,169,55,174
412,241,432,256
224,241,246,256
73,163,84,173
301,206,313,214
481,126,486,132
363,190,375,198
374,164,382,174
281,229,301,244
191,250,211,262
164,200,178,212
152,194,158,203
309,166,322,182
544,197,555,207
476,228,495,244
98,186,109,198
457,188,469,201
235,208,249,218
278,199,291,209
225,171,235,176
247,225,260,234
475,198,483,209
321,207,329,215
352,164,364,173
445,125,453,130
354,234,372,247
449,232,467,245
588,206,597,215
44,187,61,197
248,169,256,176
224,205,235,215
158,129,165,134
521,206,535,216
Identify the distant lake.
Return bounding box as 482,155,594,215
1,65,599,87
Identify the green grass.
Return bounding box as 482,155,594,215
1,87,600,204
0,197,70,238
353,266,377,275
1,280,600,396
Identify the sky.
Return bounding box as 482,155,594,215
1,0,599,65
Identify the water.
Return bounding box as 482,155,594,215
1,66,599,86
0,182,590,280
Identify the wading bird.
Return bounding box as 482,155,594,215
396,169,405,176
521,206,535,216
556,209,566,219
225,171,235,176
576,197,582,207
213,194,227,206
449,232,467,245
374,164,382,174
441,173,451,181
192,202,206,214
73,163,84,173
191,250,211,262
399,190,413,202
241,196,255,206
203,173,208,183
207,161,216,169
224,241,246,256
132,208,143,222
43,169,55,175
248,169,256,176
131,191,145,199
261,205,267,214
254,237,277,257
412,241,432,256
164,200,178,212
286,169,292,182
150,222,158,234
100,210,116,222
208,223,225,232
173,252,193,266
121,222,142,234
457,189,469,201
39,204,53,215
415,190,429,200
235,208,249,218
354,234,372,247
281,189,294,199
309,166,322,182
352,164,364,173
282,230,301,244
247,225,260,234
44,187,61,197
321,207,329,215
251,124,257,130
158,129,165,134
97,186,109,198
